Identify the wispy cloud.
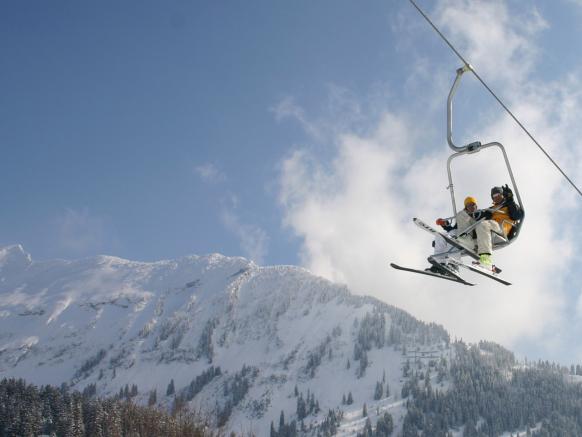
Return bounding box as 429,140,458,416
194,163,226,184
55,208,114,256
272,96,326,142
220,196,269,265
435,0,548,83
194,162,266,263
565,0,582,8
271,88,366,145
277,0,582,362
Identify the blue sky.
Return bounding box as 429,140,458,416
1,0,403,264
2,1,582,364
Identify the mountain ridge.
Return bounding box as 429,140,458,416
3,247,582,436
0,245,449,435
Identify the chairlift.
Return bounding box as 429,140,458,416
391,66,525,286
445,65,525,249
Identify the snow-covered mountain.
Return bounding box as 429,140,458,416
0,245,451,436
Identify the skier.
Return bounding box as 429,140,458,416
474,185,523,268
426,196,479,274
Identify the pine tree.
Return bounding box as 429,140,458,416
296,394,307,420
70,395,84,437
172,394,187,416
39,388,55,436
85,400,105,437
362,403,367,417
374,381,384,400
347,392,354,405
464,418,478,437
279,410,285,429
55,393,72,437
105,400,122,437
82,383,97,398
403,359,411,377
376,412,394,437
148,389,157,406
166,379,175,396
358,350,368,377
364,417,372,436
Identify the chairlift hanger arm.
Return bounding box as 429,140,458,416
409,0,582,198
447,65,479,152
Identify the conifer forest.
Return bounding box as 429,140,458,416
4,340,582,436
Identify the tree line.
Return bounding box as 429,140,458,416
0,378,211,437
399,341,582,436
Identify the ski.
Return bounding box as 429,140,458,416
447,259,511,286
413,218,480,261
390,263,475,286
427,256,466,281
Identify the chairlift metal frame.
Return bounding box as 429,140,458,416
445,65,525,248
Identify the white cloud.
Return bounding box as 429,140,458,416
271,88,367,145
272,97,323,141
220,198,269,265
277,0,582,361
194,163,226,183
434,0,548,84
56,208,112,256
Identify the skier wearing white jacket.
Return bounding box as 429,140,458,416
434,196,479,253
426,196,479,274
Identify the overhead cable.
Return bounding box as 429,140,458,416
409,0,582,198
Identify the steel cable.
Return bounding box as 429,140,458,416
409,0,582,197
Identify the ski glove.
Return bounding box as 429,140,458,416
436,218,449,227
473,209,490,220
502,184,514,200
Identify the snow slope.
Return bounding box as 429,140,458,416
0,245,451,436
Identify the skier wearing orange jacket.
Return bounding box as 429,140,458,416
474,185,523,268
